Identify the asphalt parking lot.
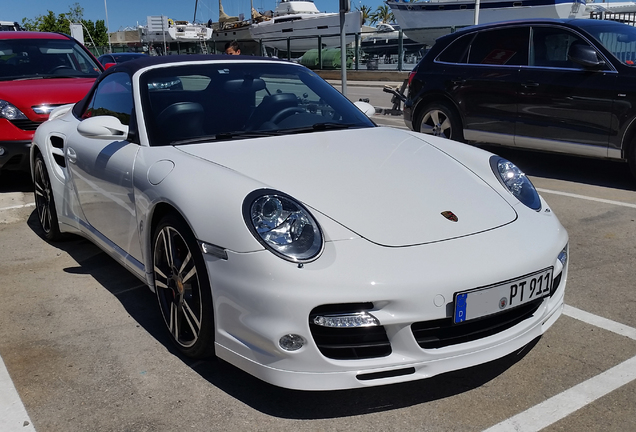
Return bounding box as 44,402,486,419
1,108,635,431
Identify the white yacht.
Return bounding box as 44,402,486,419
249,0,362,53
167,19,214,42
387,0,587,46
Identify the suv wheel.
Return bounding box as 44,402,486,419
417,102,463,141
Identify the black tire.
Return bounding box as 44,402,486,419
152,214,215,359
416,102,464,141
33,153,63,241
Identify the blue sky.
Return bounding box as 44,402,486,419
8,0,386,31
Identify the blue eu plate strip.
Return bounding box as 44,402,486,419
455,293,467,323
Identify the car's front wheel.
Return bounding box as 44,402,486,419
33,153,62,241
417,102,463,141
152,214,215,359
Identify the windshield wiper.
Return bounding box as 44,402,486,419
170,124,360,145
282,122,358,134
171,131,282,145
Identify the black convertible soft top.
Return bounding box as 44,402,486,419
102,54,288,76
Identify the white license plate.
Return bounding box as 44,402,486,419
453,267,553,324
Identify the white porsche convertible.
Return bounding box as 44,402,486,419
31,56,568,390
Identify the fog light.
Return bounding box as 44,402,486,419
0,147,5,156
313,311,380,328
279,334,306,351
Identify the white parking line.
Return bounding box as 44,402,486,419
0,356,36,432
0,203,35,212
537,188,636,209
483,306,636,432
563,305,636,341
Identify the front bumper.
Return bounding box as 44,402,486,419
0,118,39,172
0,140,32,172
205,210,569,390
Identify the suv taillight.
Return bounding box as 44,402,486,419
408,70,416,87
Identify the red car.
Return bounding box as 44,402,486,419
0,31,103,174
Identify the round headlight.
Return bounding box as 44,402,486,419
243,190,324,263
490,157,541,210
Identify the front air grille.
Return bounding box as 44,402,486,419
3,155,24,166
309,303,392,360
411,298,543,349
10,119,42,131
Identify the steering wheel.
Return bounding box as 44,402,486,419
48,65,69,73
270,107,304,124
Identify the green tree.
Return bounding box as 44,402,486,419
356,4,373,26
92,20,109,47
19,3,108,50
369,5,394,25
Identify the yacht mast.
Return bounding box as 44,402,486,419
194,0,199,22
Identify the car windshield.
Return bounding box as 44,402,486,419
581,21,636,66
0,38,101,80
140,62,375,146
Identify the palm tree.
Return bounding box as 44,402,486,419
356,4,373,26
369,5,394,25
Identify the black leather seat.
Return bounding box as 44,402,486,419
157,102,205,143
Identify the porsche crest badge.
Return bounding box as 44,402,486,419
441,211,458,222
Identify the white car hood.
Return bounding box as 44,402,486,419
179,127,517,246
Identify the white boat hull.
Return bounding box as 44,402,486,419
167,25,213,42
250,11,362,52
389,0,587,46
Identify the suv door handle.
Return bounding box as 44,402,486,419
522,81,540,88
451,78,466,85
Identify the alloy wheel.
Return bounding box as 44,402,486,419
154,225,203,349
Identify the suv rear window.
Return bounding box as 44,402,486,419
437,34,473,63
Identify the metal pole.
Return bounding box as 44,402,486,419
398,29,403,71
287,38,291,61
474,0,481,25
340,10,347,96
104,0,112,53
318,36,323,70
355,33,359,70
162,15,167,55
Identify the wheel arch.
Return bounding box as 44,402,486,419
144,202,199,291
412,93,463,132
622,119,636,179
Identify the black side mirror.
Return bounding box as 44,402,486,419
568,43,605,69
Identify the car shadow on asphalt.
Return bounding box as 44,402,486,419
478,144,636,191
191,338,539,419
0,170,33,193
26,210,538,419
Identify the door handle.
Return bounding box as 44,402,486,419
67,147,77,164
522,81,540,88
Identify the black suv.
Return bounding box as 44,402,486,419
404,18,636,178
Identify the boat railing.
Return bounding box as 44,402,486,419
141,29,422,71
589,11,636,26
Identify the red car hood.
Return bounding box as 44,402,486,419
0,78,95,121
